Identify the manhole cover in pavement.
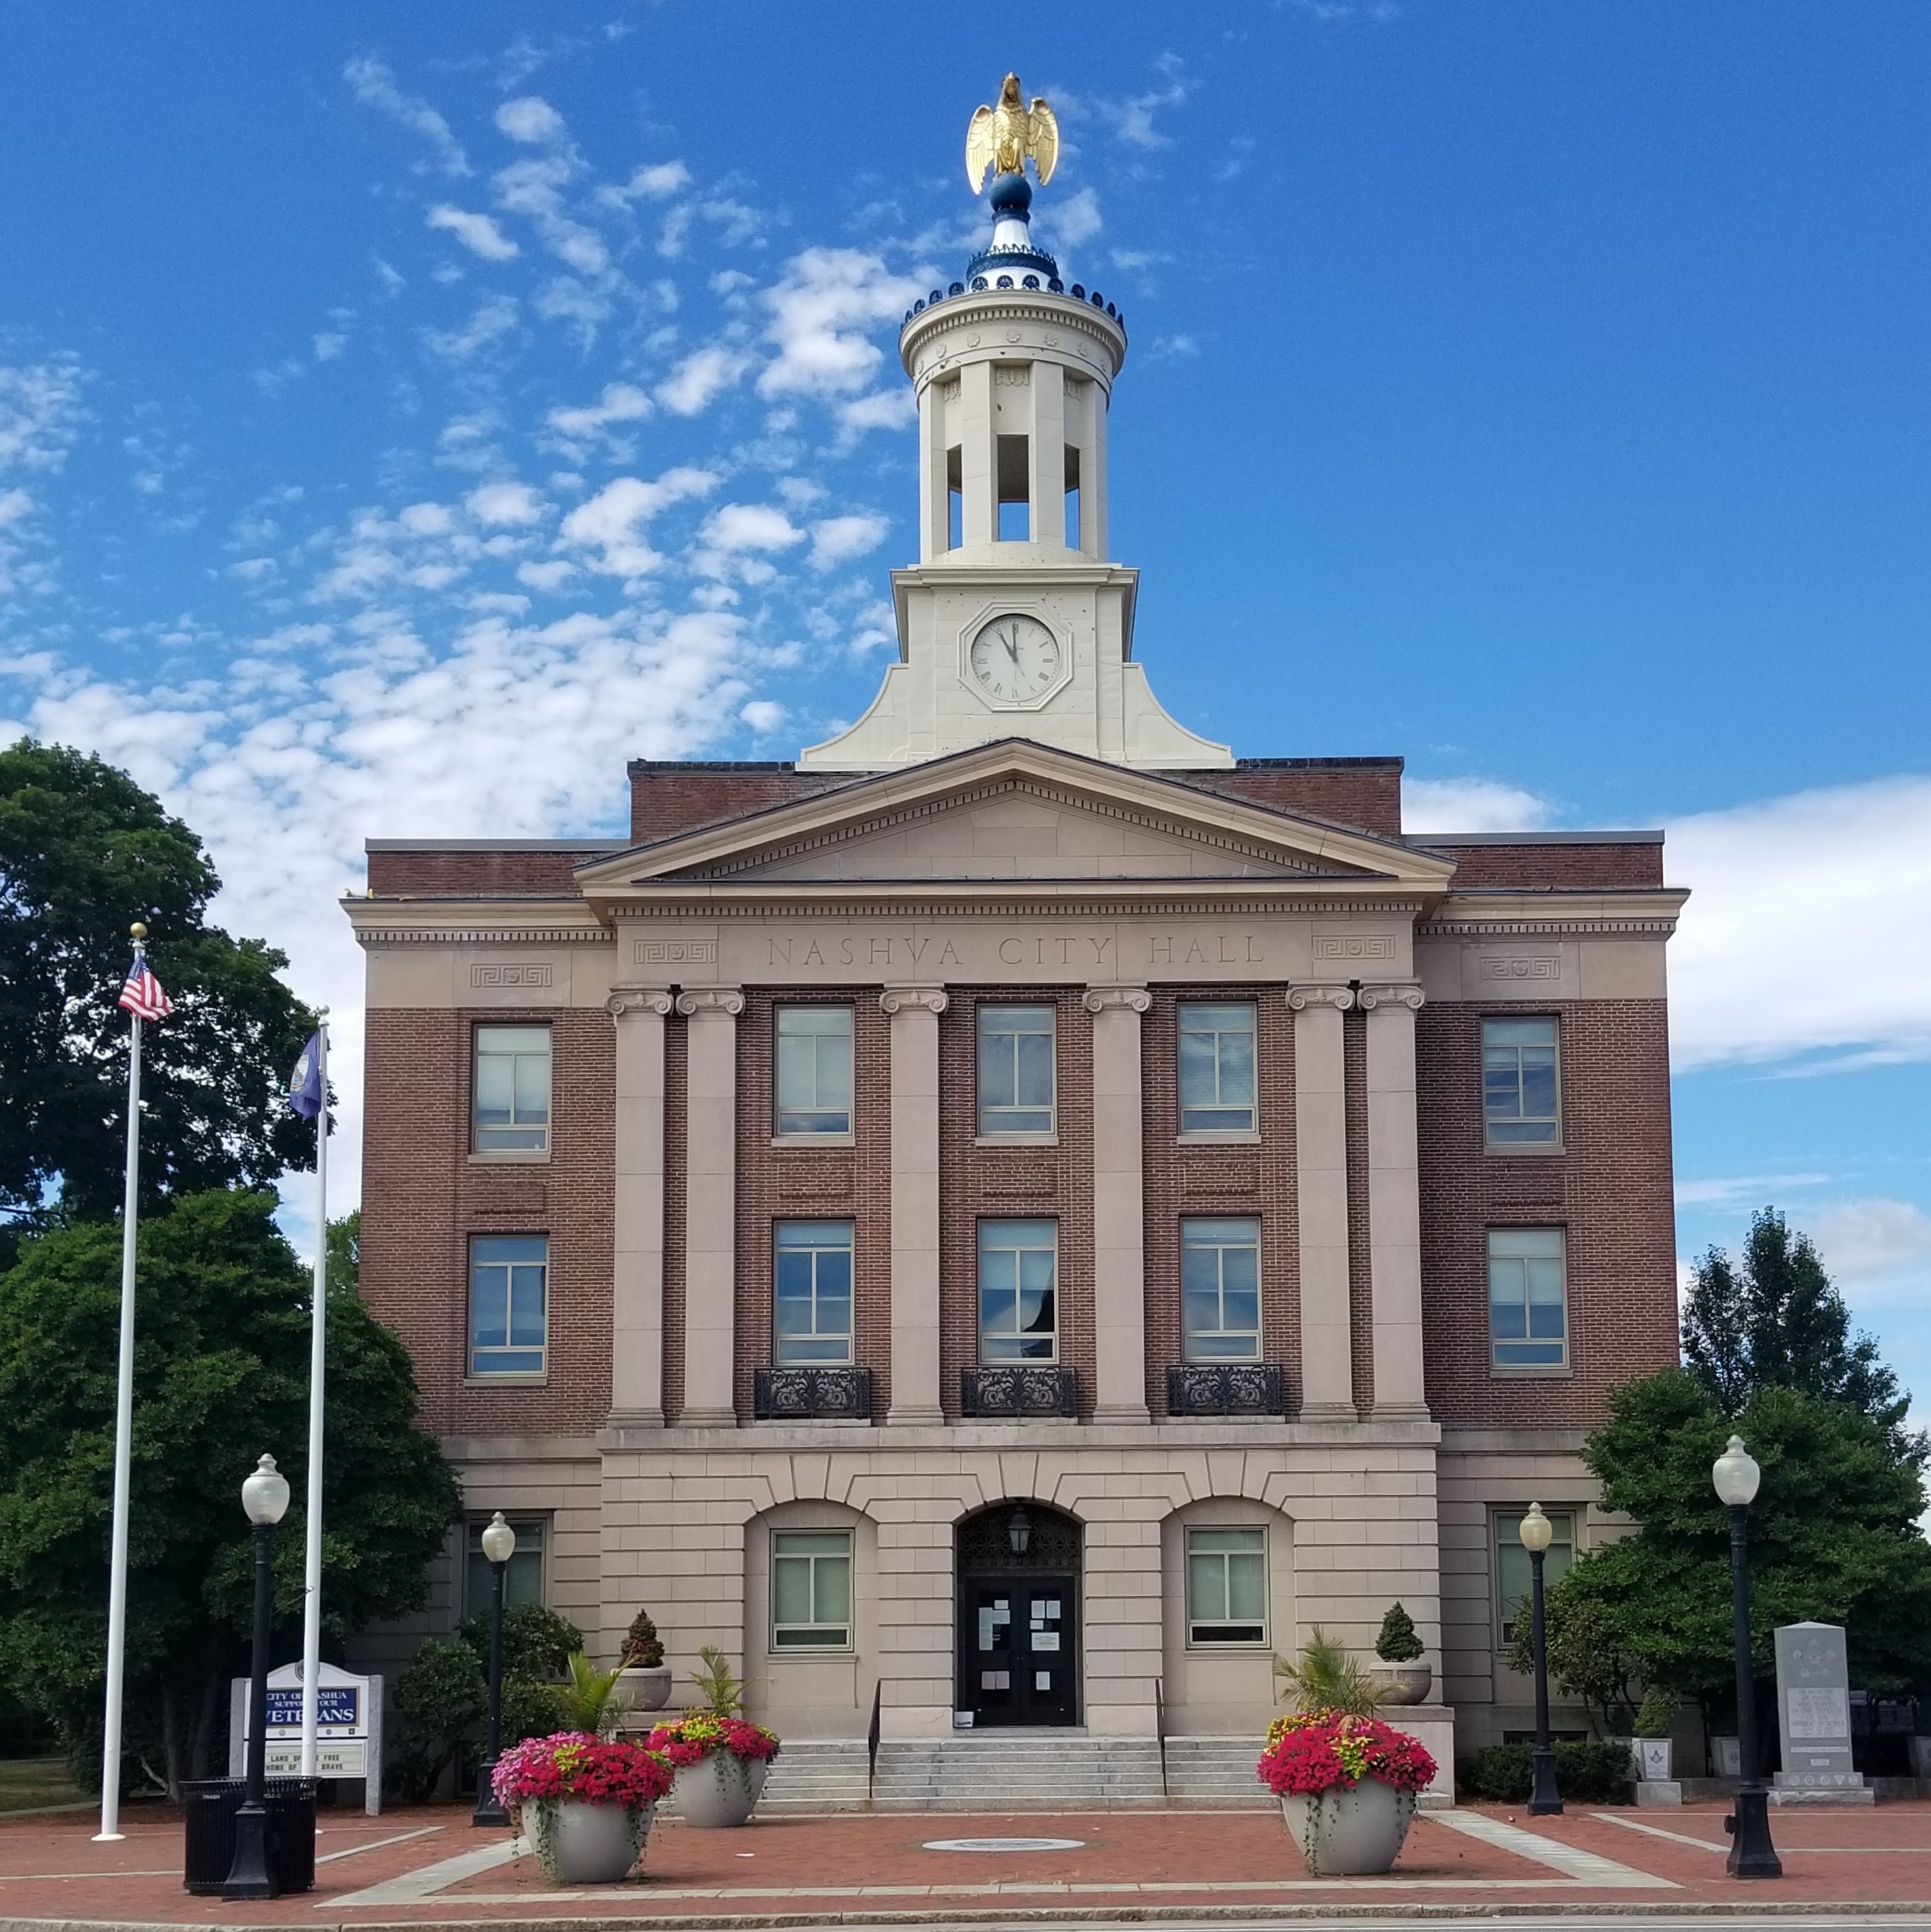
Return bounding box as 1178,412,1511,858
922,1837,1086,1853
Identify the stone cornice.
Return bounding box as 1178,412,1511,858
878,985,950,1016
603,886,1435,919
1286,983,1356,1012
1082,983,1152,1015
1419,888,1688,941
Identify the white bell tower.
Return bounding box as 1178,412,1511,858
799,161,1230,772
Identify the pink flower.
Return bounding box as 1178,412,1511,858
492,1732,674,1813
1256,1715,1437,1798
644,1714,781,1765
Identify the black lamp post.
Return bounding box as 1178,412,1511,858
1714,1434,1781,1879
1518,1502,1563,1817
223,1453,290,1900
471,1512,518,1827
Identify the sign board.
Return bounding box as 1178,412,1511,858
230,1661,383,1815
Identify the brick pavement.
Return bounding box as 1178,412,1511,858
1,1800,1930,1926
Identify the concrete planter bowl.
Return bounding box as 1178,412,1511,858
527,1799,656,1885
1280,1779,1417,1877
616,1665,674,1715
1369,1665,1432,1706
673,1754,769,1829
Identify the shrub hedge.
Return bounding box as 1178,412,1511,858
1460,1740,1635,1804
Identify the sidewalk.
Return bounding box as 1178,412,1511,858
3,1798,1930,1927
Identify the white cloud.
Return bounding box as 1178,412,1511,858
808,512,889,570
427,204,521,261
600,161,693,207
556,466,718,579
1807,1199,1931,1290
758,248,928,400
546,381,652,448
1042,185,1103,251
495,96,566,146
1668,776,1931,1071
657,346,749,417
0,358,86,473
313,332,348,362
1675,1172,1831,1209
837,390,916,439
422,296,519,363
1402,776,1554,833
465,481,547,527
702,503,805,553
343,55,469,176
493,155,610,281
740,699,785,734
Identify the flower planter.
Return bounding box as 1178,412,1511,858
527,1798,655,1884
616,1666,674,1715
1280,1779,1416,1876
673,1754,768,1829
1634,1736,1673,1781
1369,1665,1431,1706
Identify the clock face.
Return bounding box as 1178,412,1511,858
969,613,1062,704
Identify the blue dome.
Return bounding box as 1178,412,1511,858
988,172,1032,217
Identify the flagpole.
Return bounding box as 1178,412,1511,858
95,923,148,1843
298,1014,329,1780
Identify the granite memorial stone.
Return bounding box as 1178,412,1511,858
1771,1621,1872,1806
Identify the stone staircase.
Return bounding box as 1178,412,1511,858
1161,1734,1271,1807
872,1732,1167,1810
756,1737,873,1813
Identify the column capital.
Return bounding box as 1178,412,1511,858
1082,982,1150,1015
1288,982,1355,1012
675,985,744,1017
880,984,949,1016
1358,982,1426,1013
606,987,674,1021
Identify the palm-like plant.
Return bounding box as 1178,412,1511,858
556,1651,627,1736
1271,1627,1380,1717
687,1644,753,1717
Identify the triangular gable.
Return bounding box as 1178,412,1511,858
575,739,1454,895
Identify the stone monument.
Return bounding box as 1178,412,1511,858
1770,1621,1872,1806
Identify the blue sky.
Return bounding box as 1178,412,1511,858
3,4,1928,1407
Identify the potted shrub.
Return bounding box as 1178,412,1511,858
1631,1688,1674,1781
1259,1711,1438,1875
647,1647,779,1829
616,1608,673,1717
491,1732,672,1884
1367,1603,1431,1706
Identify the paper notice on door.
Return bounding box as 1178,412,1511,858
1036,1671,1052,1692
1044,1600,1060,1619
978,1608,999,1651
1032,1630,1061,1652
981,1670,1010,1691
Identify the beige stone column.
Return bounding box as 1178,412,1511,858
880,985,947,1426
675,986,743,1426
1359,982,1429,1419
1085,984,1150,1423
1288,984,1354,1421
607,987,674,1425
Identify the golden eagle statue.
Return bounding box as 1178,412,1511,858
966,74,1059,193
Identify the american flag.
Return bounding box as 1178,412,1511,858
117,956,174,1023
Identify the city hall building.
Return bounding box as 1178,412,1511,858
349,142,1684,1802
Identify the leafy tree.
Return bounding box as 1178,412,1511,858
457,1602,581,1682
0,740,317,1245
1506,1575,1645,1736
1532,1368,1931,1733
0,1190,461,1796
1683,1208,1911,1441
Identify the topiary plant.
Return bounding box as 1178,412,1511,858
620,1607,665,1669
1633,1687,1676,1738
1374,1603,1425,1663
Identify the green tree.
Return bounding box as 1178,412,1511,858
0,1190,462,1796
1683,1208,1911,1439
0,740,317,1245
1532,1368,1931,1731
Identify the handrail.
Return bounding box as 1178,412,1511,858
866,1679,882,1799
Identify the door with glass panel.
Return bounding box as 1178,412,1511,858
955,1504,1082,1727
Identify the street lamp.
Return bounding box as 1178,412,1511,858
223,1454,290,1900
1518,1503,1562,1817
1007,1507,1032,1557
1713,1434,1781,1879
471,1513,518,1827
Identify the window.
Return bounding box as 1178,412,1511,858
1186,1527,1268,1644
997,432,1030,541
1489,1227,1568,1370
1483,1016,1560,1148
774,1221,854,1364
771,1530,852,1650
978,1004,1056,1136
465,1518,545,1615
1182,1217,1262,1362
473,1025,551,1154
469,1234,548,1376
978,1218,1057,1362
1494,1509,1575,1646
774,1005,853,1137
1178,1002,1257,1135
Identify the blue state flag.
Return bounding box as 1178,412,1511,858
288,1031,324,1119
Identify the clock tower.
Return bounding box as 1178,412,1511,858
799,151,1231,772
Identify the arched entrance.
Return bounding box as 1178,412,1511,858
954,1501,1081,1727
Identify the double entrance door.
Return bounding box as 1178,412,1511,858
957,1574,1078,1726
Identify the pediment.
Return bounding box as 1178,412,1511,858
576,741,1454,901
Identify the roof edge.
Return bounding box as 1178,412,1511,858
1405,830,1663,847
365,838,624,853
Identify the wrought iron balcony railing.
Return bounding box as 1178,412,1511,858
1165,1361,1287,1418
961,1365,1079,1418
753,1364,874,1422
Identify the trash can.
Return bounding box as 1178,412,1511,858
182,1779,318,1896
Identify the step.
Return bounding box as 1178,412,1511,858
1161,1734,1273,1808
758,1738,872,1813
871,1734,1167,1810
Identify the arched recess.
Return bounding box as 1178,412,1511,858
742,1499,878,1739
1159,1495,1295,1737
953,1499,1082,1728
